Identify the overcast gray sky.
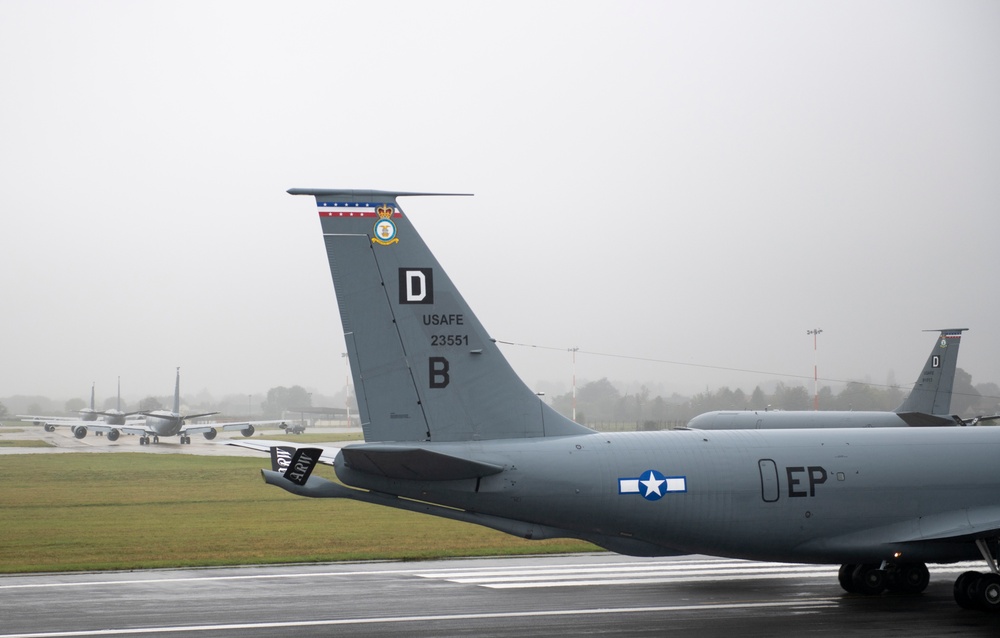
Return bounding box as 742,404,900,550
2,1,998,405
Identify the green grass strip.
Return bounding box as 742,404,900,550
0,453,596,573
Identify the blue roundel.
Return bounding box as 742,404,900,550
639,469,667,501
374,218,397,242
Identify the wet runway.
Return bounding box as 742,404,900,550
1,554,998,637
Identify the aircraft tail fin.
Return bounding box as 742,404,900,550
895,329,967,415
172,367,181,414
289,188,592,443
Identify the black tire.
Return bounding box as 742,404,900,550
954,571,982,610
852,564,886,596
838,564,857,593
972,573,1000,612
893,562,930,594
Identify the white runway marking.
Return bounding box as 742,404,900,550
414,558,984,589
0,599,841,638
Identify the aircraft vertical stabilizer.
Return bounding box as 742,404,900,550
895,329,966,415
289,189,592,443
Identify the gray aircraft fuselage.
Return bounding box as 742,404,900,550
142,412,186,437
687,410,954,429
327,426,997,565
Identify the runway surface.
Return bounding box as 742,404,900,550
2,554,998,637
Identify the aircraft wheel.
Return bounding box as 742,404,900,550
153,436,159,444
852,564,886,595
838,564,857,593
888,562,929,594
954,571,982,610
972,573,1000,612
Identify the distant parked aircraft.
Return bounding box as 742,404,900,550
688,328,981,430
19,379,142,440
24,370,289,444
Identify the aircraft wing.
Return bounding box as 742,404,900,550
21,418,125,434
902,505,1000,543
225,439,341,466
182,419,294,437
18,415,79,423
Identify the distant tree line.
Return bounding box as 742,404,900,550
548,368,1000,428
1,385,338,421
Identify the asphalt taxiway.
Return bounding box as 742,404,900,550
1,554,998,637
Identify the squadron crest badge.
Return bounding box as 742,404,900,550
372,204,399,245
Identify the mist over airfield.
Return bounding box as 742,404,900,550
1,1,998,406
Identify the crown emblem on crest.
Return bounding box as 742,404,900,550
377,205,395,219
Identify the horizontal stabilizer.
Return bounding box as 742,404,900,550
895,412,961,427
341,444,504,481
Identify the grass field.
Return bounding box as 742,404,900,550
0,453,596,573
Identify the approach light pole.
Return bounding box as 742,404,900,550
569,347,580,422
807,329,823,410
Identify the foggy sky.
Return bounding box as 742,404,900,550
2,1,998,405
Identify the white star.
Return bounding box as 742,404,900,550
640,471,665,497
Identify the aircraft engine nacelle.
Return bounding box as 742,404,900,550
241,425,255,438
43,424,56,432
73,426,88,439
203,428,218,441
107,429,120,442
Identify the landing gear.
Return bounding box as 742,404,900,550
887,562,930,594
952,539,1000,612
838,561,930,596
838,540,1000,612
180,435,191,444
139,435,160,445
852,563,886,595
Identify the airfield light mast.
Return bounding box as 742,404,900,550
807,329,823,410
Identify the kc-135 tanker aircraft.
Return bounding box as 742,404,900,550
689,327,985,430
24,369,288,444
240,189,1000,612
